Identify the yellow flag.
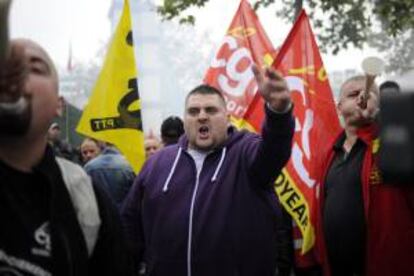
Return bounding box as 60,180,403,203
76,0,144,172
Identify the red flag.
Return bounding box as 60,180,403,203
243,10,341,254
204,0,276,120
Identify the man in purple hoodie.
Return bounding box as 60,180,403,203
122,65,295,276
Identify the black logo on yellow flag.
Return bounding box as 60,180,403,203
126,31,133,46
89,30,142,133
90,78,143,132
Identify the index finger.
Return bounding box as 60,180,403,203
252,63,264,85
265,67,284,82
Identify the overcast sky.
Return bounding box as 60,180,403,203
9,0,386,135
11,0,111,68
10,0,378,73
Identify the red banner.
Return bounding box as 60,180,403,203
204,0,276,119
243,10,341,254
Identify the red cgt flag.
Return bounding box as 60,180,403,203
204,0,277,122
243,10,341,254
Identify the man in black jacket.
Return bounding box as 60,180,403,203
0,39,132,275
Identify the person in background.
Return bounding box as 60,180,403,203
144,132,161,159
160,115,184,146
80,137,102,164
379,80,401,95
84,143,135,210
0,39,132,275
314,75,414,276
47,121,76,161
122,64,295,276
47,122,61,143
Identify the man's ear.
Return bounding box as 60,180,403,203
336,99,342,113
336,100,346,127
226,111,232,126
55,96,64,117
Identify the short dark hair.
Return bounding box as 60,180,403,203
161,116,184,146
380,81,400,93
185,84,226,106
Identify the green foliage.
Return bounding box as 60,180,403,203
156,0,414,73
373,0,414,36
276,0,372,54
157,0,209,22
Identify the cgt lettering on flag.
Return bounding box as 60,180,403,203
204,0,276,120
90,78,143,132
241,10,341,254
209,34,257,117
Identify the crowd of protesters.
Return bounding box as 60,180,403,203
0,38,413,276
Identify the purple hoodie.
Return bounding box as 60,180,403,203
122,106,295,276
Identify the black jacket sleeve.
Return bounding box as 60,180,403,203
246,104,295,187
88,183,135,276
121,173,146,274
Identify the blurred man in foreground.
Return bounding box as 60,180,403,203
0,39,132,275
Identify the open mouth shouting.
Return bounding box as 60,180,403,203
198,125,210,139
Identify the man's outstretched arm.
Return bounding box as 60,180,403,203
245,65,295,187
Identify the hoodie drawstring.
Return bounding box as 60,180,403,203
211,147,227,182
163,146,226,192
163,147,182,192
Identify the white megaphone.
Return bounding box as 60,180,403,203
360,56,385,108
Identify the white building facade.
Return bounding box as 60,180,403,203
108,0,186,136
